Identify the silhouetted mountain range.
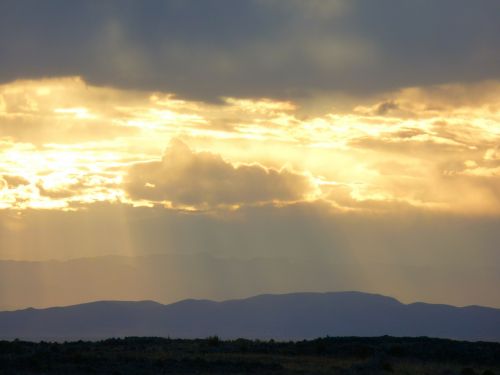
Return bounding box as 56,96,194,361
1,292,499,342
1,254,499,311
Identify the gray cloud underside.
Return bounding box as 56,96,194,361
1,0,499,101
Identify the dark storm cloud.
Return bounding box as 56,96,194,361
0,0,499,101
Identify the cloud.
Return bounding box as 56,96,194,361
0,77,499,214
125,139,317,208
0,0,499,101
358,82,500,120
0,77,141,144
2,175,29,188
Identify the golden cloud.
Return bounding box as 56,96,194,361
125,139,318,209
0,77,499,214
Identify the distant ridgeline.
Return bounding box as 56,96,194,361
1,292,499,342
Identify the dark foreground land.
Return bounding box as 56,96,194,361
0,336,499,375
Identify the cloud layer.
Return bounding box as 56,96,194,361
1,0,499,101
1,77,500,213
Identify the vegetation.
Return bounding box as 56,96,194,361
0,336,499,374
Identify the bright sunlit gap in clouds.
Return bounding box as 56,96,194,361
1,77,500,214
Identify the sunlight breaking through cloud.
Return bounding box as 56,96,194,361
0,77,499,214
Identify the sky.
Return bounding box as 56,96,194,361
1,0,500,309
